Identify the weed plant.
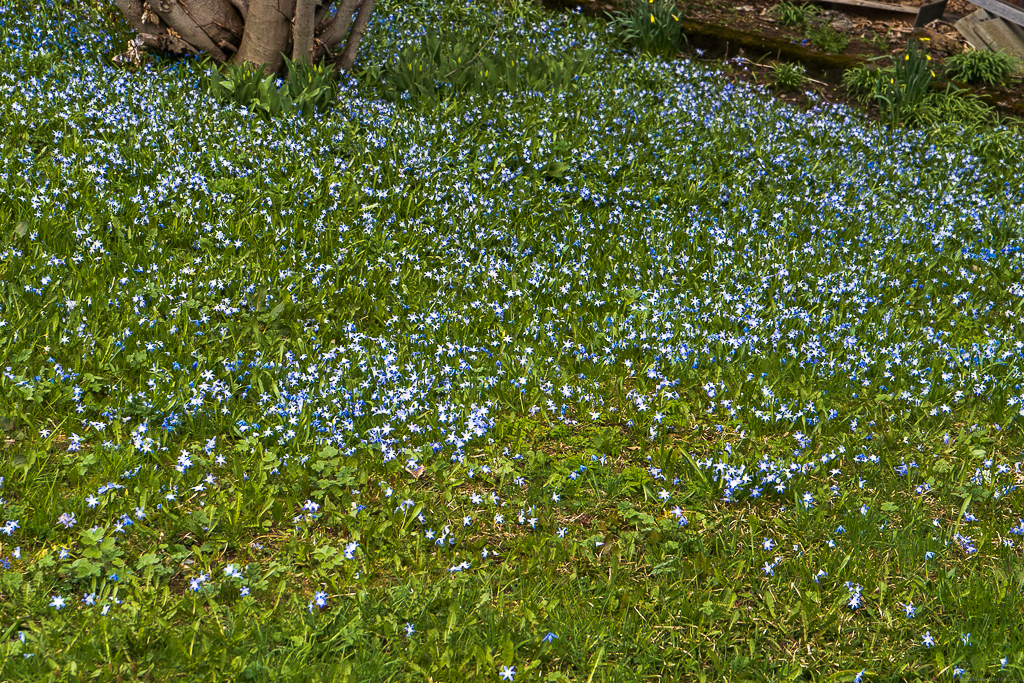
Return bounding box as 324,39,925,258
945,48,1018,88
843,63,890,103
495,0,545,22
1,1,1024,681
769,0,820,27
806,25,850,54
607,0,685,58
868,27,894,52
360,26,596,103
914,85,997,128
770,61,805,90
207,56,338,117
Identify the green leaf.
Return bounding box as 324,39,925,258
72,558,102,579
136,553,161,569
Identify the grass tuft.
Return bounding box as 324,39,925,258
944,48,1019,88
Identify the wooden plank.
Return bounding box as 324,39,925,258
805,0,917,15
802,0,923,24
914,0,948,28
963,0,1024,27
955,9,994,50
976,16,1024,63
805,0,948,26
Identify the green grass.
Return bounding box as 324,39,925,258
944,49,1019,88
770,61,806,91
770,1,821,28
0,0,1024,681
805,26,850,55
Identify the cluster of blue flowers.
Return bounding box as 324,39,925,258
0,1,1022,674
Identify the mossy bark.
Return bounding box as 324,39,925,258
678,18,866,81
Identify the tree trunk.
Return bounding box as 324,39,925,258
336,0,373,71
291,0,316,63
233,0,294,72
114,0,375,74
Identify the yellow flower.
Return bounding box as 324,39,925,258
905,54,910,61
672,14,678,20
650,13,655,22
926,55,932,61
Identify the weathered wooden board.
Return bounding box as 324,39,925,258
962,0,1024,27
954,8,992,49
802,0,947,27
810,0,916,12
914,0,948,28
955,8,1024,69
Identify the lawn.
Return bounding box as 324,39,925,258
1,0,1023,681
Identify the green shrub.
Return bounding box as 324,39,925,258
360,27,596,103
496,0,545,21
770,61,806,90
806,26,849,54
944,49,1018,87
842,63,892,104
770,0,819,27
914,85,996,127
206,56,337,118
607,0,686,58
844,54,997,128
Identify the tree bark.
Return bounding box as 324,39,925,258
149,0,231,61
168,0,244,51
140,31,201,54
315,0,360,58
114,0,373,75
312,1,331,31
228,0,248,20
291,0,316,63
336,0,373,71
233,0,296,72
115,0,150,33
